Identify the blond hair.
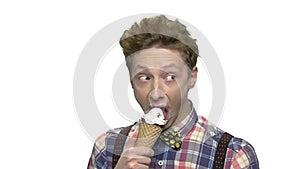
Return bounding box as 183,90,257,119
119,15,199,70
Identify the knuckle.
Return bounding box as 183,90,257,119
123,147,135,157
125,156,134,163
126,147,135,154
127,161,137,169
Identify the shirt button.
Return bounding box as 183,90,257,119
158,160,163,166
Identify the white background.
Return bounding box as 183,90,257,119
1,1,299,168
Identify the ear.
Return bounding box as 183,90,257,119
188,66,198,88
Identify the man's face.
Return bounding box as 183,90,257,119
127,48,197,129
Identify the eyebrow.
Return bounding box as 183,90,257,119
131,63,182,77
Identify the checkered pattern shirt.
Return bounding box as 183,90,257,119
88,108,259,169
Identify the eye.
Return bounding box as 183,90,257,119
138,75,151,81
165,74,176,82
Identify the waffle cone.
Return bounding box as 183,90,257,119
136,122,162,147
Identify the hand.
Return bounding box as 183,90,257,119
114,127,154,169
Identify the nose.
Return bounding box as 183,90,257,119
148,78,166,106
149,88,165,102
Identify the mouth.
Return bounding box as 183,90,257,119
163,107,169,121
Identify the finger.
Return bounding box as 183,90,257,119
133,155,151,165
128,146,154,157
137,147,154,157
124,125,139,149
127,162,149,169
116,156,150,169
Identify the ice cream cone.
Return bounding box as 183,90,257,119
136,122,162,147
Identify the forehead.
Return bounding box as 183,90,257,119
127,48,188,71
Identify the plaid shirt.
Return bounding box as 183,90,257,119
88,107,259,169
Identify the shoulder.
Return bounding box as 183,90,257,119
196,116,259,168
226,136,259,168
93,127,123,151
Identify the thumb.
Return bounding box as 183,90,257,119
124,124,139,149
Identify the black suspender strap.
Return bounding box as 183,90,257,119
212,132,234,169
112,124,134,169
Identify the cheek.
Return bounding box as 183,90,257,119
134,88,145,99
166,88,181,99
133,86,149,106
166,82,187,98
178,81,190,96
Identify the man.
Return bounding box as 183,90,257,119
88,15,259,169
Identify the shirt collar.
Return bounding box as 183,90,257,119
167,101,200,138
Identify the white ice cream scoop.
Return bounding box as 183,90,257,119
143,108,167,125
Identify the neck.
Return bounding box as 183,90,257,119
172,100,192,127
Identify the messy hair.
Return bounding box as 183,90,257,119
119,15,199,70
